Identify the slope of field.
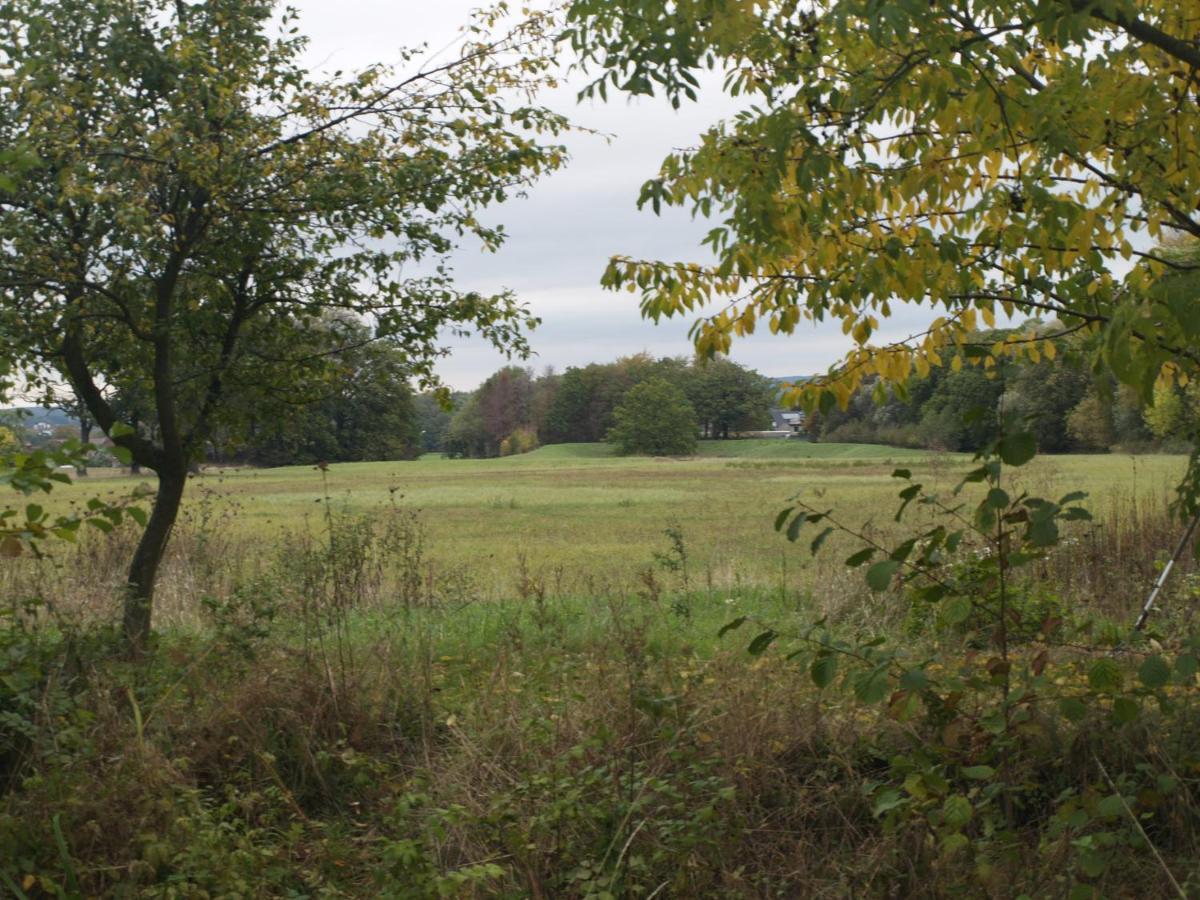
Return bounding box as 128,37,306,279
520,439,936,461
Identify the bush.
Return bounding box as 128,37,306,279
903,554,1071,644
607,378,698,456
500,426,540,456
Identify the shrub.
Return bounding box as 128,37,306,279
500,426,540,456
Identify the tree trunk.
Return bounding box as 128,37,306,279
123,467,186,654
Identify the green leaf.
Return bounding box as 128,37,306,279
810,653,838,688
1060,697,1089,721
854,665,889,704
998,432,1037,466
866,559,900,592
1077,850,1108,878
747,630,777,655
889,537,917,563
718,616,747,637
1096,794,1125,819
961,765,995,780
845,547,875,567
786,514,806,542
1176,654,1199,679
1138,654,1170,689
942,794,972,829
1027,516,1059,547
899,668,928,691
942,596,972,625
773,508,793,531
872,788,905,817
112,446,133,465
810,526,835,555
1111,696,1139,723
128,507,148,527
1088,658,1122,694
941,832,969,856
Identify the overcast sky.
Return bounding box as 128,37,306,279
294,0,934,390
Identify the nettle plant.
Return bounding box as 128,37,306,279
724,417,1199,895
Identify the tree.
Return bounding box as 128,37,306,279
478,367,536,453
414,392,460,453
919,367,1007,451
445,393,492,459
0,0,566,650
444,366,540,458
236,326,421,466
540,355,690,444
1067,392,1116,451
685,358,775,438
1143,383,1197,445
565,0,1200,499
607,377,698,456
1002,358,1089,453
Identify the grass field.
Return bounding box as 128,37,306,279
8,440,1200,898
47,439,1187,611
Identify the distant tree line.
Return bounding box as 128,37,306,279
434,354,777,458
15,323,1195,466
804,323,1180,453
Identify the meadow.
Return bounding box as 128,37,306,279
4,441,1200,899
41,440,1186,619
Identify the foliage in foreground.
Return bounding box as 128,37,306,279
1,485,1198,898
564,0,1200,505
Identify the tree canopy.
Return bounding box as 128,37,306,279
607,377,699,456
0,0,567,647
564,0,1200,495
232,322,421,467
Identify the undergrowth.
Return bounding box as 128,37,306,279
1,480,1198,898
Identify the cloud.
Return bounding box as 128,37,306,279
293,0,932,390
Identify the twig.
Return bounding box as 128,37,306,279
1092,753,1187,899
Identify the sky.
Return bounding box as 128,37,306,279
291,0,930,390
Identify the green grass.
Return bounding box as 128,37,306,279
51,441,1187,604
694,438,936,458
518,439,938,461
